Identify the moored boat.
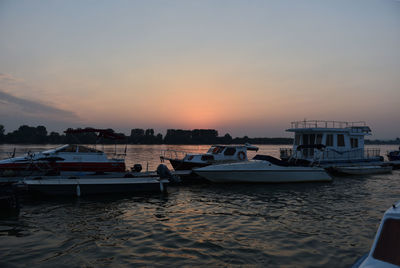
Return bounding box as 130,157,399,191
352,201,400,268
0,128,127,177
160,144,258,171
193,155,332,183
280,120,383,168
22,177,168,196
0,144,126,176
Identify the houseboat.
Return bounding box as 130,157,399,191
280,120,383,167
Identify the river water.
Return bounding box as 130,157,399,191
0,144,399,267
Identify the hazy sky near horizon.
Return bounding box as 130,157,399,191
1,0,399,139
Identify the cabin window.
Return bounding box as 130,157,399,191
326,134,333,147
337,134,345,147
309,134,315,145
211,146,224,154
224,147,236,156
302,134,309,145
373,219,400,266
201,155,214,161
316,134,323,144
350,138,358,148
207,146,217,153
294,134,301,145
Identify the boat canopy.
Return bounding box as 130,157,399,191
207,144,259,154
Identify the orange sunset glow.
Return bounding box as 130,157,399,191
0,1,399,138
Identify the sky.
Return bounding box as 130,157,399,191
0,0,399,139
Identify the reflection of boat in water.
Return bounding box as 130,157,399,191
0,183,19,214
334,165,392,176
352,201,400,268
0,144,126,176
193,155,332,183
160,144,258,170
280,120,383,167
22,177,168,196
0,128,127,177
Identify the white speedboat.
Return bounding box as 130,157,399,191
0,128,128,177
0,144,126,176
352,201,400,268
160,144,258,170
193,155,331,183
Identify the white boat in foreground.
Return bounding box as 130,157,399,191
23,177,168,196
334,165,392,176
352,201,400,268
193,156,332,183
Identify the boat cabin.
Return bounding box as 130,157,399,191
160,144,259,170
280,120,381,163
184,144,258,163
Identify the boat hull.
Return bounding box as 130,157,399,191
195,169,331,183
0,161,126,176
194,161,332,183
169,159,209,171
23,178,167,196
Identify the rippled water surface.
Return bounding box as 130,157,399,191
1,144,399,267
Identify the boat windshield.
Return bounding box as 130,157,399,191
372,218,400,266
56,145,101,153
207,146,225,154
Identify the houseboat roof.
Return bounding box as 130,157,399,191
286,120,371,135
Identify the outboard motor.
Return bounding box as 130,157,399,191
132,164,142,173
156,164,181,184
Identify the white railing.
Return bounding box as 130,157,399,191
280,148,380,161
290,120,366,129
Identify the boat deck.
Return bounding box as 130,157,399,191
0,170,194,183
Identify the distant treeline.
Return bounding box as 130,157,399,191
0,124,293,145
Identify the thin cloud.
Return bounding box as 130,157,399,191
0,89,79,121
0,72,79,122
0,73,18,83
